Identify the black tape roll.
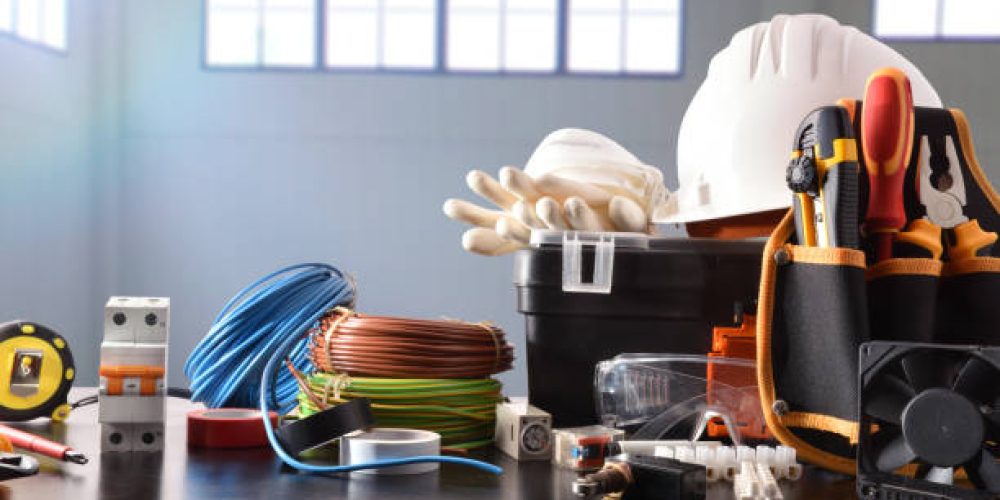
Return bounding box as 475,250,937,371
275,398,374,456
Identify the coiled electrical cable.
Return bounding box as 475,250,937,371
260,302,502,475
307,308,514,378
184,263,354,412
185,263,501,475
293,371,502,451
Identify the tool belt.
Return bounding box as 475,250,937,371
755,106,1000,475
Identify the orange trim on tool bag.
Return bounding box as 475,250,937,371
943,256,1000,277
785,244,866,268
756,210,857,476
951,108,1000,215
866,258,943,280
780,412,859,444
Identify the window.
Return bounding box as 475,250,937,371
569,0,681,74
0,0,67,51
204,0,684,76
874,0,1000,39
326,0,437,69
447,0,558,72
206,0,317,67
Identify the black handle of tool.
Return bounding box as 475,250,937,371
824,157,861,249
786,106,860,249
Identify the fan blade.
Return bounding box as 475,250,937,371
864,374,916,424
921,465,954,485
875,433,918,472
987,411,1000,442
964,448,1000,492
953,356,1000,405
902,350,955,392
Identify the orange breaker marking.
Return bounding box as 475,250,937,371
99,365,165,396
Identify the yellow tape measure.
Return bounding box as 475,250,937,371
0,321,75,421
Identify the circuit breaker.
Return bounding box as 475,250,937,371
98,297,169,452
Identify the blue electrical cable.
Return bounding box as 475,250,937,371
185,263,502,476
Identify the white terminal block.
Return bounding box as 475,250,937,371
716,446,738,481
651,443,801,485
776,446,802,481
99,297,170,453
756,462,782,499
734,461,760,500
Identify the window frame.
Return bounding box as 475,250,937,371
872,0,1000,43
0,0,69,55
201,0,686,78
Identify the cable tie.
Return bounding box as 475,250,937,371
474,322,501,374
323,308,354,371
321,372,350,404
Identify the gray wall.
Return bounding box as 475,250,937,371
0,0,119,386
1,1,997,396
114,0,827,393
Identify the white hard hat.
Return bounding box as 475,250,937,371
524,128,668,212
656,14,941,224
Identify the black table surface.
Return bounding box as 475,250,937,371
2,389,858,499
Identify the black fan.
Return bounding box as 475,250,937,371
859,342,1000,496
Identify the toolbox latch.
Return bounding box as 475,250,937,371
562,232,614,294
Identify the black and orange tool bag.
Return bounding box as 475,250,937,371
755,104,1000,475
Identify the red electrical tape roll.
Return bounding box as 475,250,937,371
187,408,278,449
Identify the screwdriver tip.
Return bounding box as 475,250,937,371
64,451,88,465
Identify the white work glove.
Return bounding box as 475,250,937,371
443,129,669,256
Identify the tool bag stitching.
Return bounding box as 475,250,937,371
865,258,943,280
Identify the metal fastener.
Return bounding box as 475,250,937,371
772,400,789,416
773,249,791,266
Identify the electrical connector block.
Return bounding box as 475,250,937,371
734,461,760,500
755,462,782,499
775,446,802,481
734,460,785,500
646,443,801,484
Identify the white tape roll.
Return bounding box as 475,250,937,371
340,428,442,476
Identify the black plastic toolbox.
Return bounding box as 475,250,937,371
513,231,765,427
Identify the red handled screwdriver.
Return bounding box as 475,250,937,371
861,67,915,262
0,424,88,464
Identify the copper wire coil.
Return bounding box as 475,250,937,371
306,308,514,378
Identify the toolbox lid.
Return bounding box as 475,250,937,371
519,230,764,295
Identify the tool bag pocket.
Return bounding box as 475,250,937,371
866,259,942,343
936,257,1000,345
756,214,868,475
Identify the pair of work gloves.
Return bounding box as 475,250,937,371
444,128,670,256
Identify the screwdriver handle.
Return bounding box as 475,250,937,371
0,425,67,457
949,220,998,261
861,68,915,262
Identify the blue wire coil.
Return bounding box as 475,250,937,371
184,263,353,413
